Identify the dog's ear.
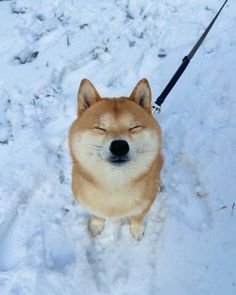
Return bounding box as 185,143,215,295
77,79,100,115
129,79,152,113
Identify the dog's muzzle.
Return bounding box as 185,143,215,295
108,140,130,164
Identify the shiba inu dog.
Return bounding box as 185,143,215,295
69,79,163,240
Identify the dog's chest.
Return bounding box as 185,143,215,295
77,180,149,218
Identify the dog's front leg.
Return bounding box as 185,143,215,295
88,215,105,237
129,214,145,241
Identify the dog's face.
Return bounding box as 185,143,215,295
69,79,162,182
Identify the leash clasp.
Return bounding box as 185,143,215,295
152,104,161,114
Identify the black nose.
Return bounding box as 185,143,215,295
110,140,129,157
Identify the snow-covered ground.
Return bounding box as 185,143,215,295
0,0,236,294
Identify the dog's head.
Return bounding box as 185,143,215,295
69,79,162,181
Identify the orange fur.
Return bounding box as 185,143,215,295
69,79,163,240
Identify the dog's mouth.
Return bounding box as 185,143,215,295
108,155,130,165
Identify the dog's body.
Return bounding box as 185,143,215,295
69,79,163,240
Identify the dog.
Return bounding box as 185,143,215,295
69,79,163,240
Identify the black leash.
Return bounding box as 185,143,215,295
153,0,229,114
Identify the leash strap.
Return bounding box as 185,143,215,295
153,0,229,114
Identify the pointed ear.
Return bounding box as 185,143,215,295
77,79,100,115
129,79,152,113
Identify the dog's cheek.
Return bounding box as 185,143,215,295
143,130,160,152
71,132,95,162
133,130,159,164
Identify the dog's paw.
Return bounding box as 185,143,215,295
130,223,144,241
88,216,105,237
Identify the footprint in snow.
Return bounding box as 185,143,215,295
82,194,167,293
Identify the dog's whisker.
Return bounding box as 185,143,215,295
91,144,103,149
136,150,156,154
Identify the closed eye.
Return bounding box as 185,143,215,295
129,126,143,133
92,127,106,134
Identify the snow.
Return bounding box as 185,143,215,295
0,0,236,294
